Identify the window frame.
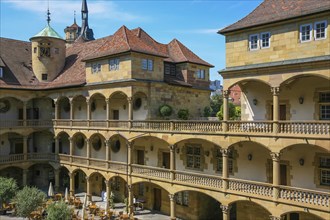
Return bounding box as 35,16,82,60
0,67,3,78
41,73,48,81
314,20,327,41
216,149,234,175
141,59,153,71
186,145,201,170
109,58,120,71
260,32,271,49
300,23,313,43
176,191,189,206
196,69,205,79
249,34,259,50
92,63,101,74
319,91,330,120
320,156,330,186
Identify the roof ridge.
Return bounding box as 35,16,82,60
121,25,131,51
172,39,188,62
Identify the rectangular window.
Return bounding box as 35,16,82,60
34,47,37,53
196,69,205,79
300,24,312,42
0,67,3,78
260,32,271,48
42,73,48,81
176,191,189,206
141,59,153,71
164,63,176,76
319,92,330,120
315,21,327,40
92,63,101,73
320,157,330,186
249,34,259,50
109,58,120,71
216,149,234,174
186,145,201,169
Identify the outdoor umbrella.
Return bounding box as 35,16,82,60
82,193,87,220
48,182,54,197
64,187,69,203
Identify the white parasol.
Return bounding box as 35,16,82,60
82,193,87,220
48,182,54,197
64,187,69,203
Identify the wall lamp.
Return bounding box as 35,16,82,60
299,158,304,166
150,145,154,151
253,99,258,106
248,153,253,161
299,96,304,104
176,147,180,154
205,151,210,157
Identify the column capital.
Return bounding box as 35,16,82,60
23,136,29,141
23,169,29,174
220,148,230,156
69,97,74,104
271,87,280,96
126,140,132,148
85,176,90,182
86,97,90,104
269,216,281,220
220,205,231,214
104,179,110,185
68,137,73,143
53,99,59,105
168,194,176,201
85,138,90,144
105,98,110,103
69,172,76,178
223,90,230,98
127,97,133,103
270,152,281,161
169,145,176,151
104,140,110,147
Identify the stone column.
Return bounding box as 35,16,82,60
55,136,59,160
22,169,28,186
127,141,132,175
221,148,230,190
86,138,90,165
271,152,281,200
69,98,74,126
169,194,176,220
106,98,110,122
222,90,230,132
128,185,134,216
169,145,176,181
86,98,91,127
105,140,110,164
54,169,60,192
127,97,133,128
23,101,27,126
23,136,28,161
69,172,75,197
271,87,280,134
105,180,110,205
54,99,59,126
86,176,91,202
69,137,73,163
221,205,231,220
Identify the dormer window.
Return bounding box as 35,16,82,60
42,73,48,81
109,58,120,71
92,63,101,73
141,59,153,71
164,63,176,76
196,69,205,79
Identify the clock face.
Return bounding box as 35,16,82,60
0,99,10,113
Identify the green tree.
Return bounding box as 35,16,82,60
203,106,211,117
210,94,223,117
13,186,46,218
0,177,18,214
217,102,241,120
159,104,172,118
177,109,189,120
46,201,72,220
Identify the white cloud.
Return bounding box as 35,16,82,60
2,0,145,24
166,28,221,35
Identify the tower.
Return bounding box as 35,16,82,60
80,0,95,41
64,11,81,43
30,9,66,82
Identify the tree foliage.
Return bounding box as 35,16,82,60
159,104,172,118
46,201,72,220
0,177,18,205
177,109,189,120
13,186,46,218
210,94,223,117
217,102,241,120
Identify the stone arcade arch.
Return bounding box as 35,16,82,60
228,200,271,220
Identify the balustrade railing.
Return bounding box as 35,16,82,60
28,153,56,161
131,121,171,131
279,121,330,135
72,120,88,127
90,120,107,128
71,156,88,165
228,178,273,197
175,170,223,188
89,158,107,168
58,154,70,162
174,121,223,132
108,161,127,172
279,186,329,207
228,121,273,133
132,164,171,180
0,154,24,163
26,120,53,127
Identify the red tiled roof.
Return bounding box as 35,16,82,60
0,26,212,89
219,0,330,34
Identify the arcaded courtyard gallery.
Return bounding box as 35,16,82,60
0,0,329,220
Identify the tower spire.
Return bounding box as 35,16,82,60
74,11,76,24
79,0,94,41
47,0,51,25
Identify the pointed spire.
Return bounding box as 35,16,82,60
47,0,51,25
82,0,88,13
74,11,76,24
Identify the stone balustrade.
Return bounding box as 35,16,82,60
0,120,53,128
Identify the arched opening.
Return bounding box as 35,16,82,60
59,166,70,192
28,130,54,153
89,172,106,198
72,132,87,157
57,131,70,154
26,97,54,121
0,97,23,122
281,144,329,190
228,200,271,220
132,92,148,120
72,169,87,193
108,134,127,163
90,133,106,160
228,141,271,182
109,175,128,202
57,96,70,119
72,95,87,120
0,132,24,156
0,166,23,187
174,190,221,220
281,211,324,220
108,92,128,120
89,93,106,120
131,136,169,168
280,75,330,121
28,163,55,190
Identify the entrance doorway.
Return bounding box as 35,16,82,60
153,188,161,211
270,104,286,120
112,110,119,120
137,150,144,165
162,152,170,169
280,164,287,185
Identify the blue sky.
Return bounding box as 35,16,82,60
0,0,262,81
